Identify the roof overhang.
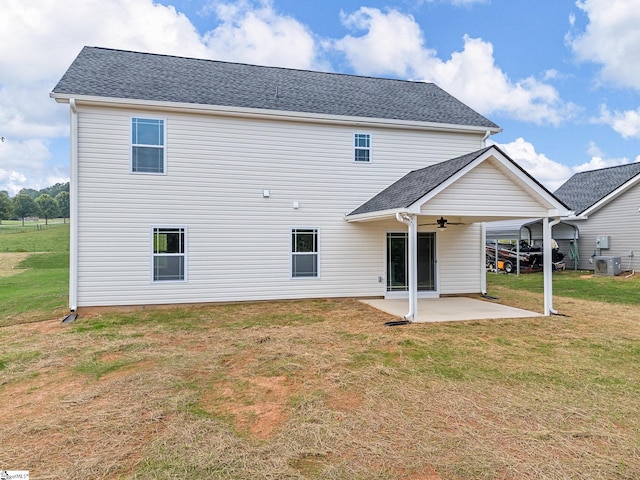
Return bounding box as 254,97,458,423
346,146,571,223
50,93,502,135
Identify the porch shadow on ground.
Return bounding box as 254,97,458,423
360,297,542,323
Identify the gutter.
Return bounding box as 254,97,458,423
51,94,502,136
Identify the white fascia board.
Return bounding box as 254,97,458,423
562,214,587,221
344,209,404,223
49,93,502,134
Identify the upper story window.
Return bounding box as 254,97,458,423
132,118,166,174
354,133,371,163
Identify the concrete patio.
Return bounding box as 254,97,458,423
360,297,542,323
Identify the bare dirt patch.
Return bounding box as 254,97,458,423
0,252,32,277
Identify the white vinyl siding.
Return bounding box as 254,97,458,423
421,161,551,218
565,182,640,271
436,224,483,294
74,104,488,307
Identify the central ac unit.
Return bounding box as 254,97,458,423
594,256,622,276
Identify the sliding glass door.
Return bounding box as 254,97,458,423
386,232,436,292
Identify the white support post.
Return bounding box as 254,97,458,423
543,217,551,315
481,222,487,294
543,216,561,316
408,214,418,321
395,213,418,321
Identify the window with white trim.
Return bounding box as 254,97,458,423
291,228,318,278
132,118,165,173
153,227,186,282
354,133,371,162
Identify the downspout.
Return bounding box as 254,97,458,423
480,222,487,294
543,216,561,315
68,99,79,314
395,212,418,321
482,130,491,147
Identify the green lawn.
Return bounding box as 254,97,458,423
486,269,640,305
0,223,69,326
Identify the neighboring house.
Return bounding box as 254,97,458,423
554,163,640,272
50,47,570,319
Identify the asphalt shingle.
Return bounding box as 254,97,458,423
347,147,492,216
52,47,500,129
554,163,640,215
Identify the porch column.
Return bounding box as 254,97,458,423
543,216,561,315
396,213,418,321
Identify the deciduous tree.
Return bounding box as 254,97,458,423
55,191,70,223
35,194,59,225
0,191,12,224
13,193,38,226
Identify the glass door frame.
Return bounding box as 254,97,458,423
385,231,439,299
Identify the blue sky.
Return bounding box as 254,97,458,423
1,0,639,194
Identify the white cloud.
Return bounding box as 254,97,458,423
495,138,574,191
497,138,640,190
596,105,640,139
0,0,319,193
335,8,435,77
0,139,54,195
334,8,577,125
573,156,631,173
573,141,637,172
417,0,489,5
202,0,319,69
570,0,640,90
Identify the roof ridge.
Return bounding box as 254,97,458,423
81,45,438,87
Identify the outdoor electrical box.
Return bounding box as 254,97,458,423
595,236,610,249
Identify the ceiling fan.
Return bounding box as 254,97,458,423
418,216,465,229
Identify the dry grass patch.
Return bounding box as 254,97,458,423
1,298,640,479
0,252,34,277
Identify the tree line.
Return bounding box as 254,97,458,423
0,182,70,225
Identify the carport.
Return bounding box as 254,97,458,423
485,218,580,272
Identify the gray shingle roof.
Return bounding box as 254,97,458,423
554,163,640,215
347,147,493,216
51,47,500,129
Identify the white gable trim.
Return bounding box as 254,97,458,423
406,147,571,217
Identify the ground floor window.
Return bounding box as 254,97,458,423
153,227,186,282
291,228,318,278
